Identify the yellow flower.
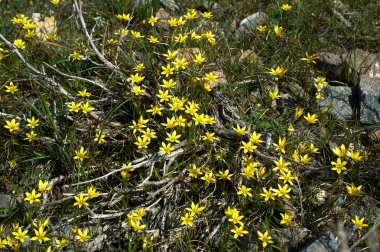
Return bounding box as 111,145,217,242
128,73,145,84
142,128,157,141
347,150,362,161
240,141,257,153
257,25,267,33
24,131,37,142
186,202,205,216
163,50,178,61
55,238,68,248
237,185,252,197
26,116,39,128
193,53,206,64
161,79,176,89
200,171,216,185
76,228,91,242
216,169,233,180
201,132,217,142
134,63,145,72
38,180,52,193
134,136,150,149
304,113,318,124
204,72,217,83
185,9,197,20
233,124,248,136
94,130,106,143
176,17,186,26
51,0,60,5
249,131,264,144
166,130,181,143
130,219,146,232
67,101,81,112
294,107,304,120
146,104,164,116
25,189,42,204
14,39,26,49
273,137,286,154
299,154,311,164
74,146,89,161
272,184,291,198
116,13,131,22
273,25,284,37
5,81,18,94
131,30,144,39
115,28,129,37
331,158,347,174
231,224,248,239
174,34,188,43
173,57,188,70
168,18,178,27
268,66,287,77
12,227,29,243
228,211,244,225
301,52,318,64
131,85,146,96
31,226,50,244
77,89,91,98
87,186,99,199
346,183,362,196
148,35,159,43
70,51,83,61
269,90,282,100
332,144,347,157
278,171,296,186
73,193,89,208
260,187,276,201
161,116,177,129
4,119,20,133
148,15,158,26
280,213,295,226
281,4,292,11
351,215,368,230
159,142,174,155
81,101,95,114
187,164,202,178
161,64,175,77
202,12,213,19
258,231,274,248
273,156,290,173
157,89,172,102
181,213,194,227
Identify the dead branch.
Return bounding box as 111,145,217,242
73,0,120,71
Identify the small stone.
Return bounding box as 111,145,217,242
159,0,179,13
359,75,380,124
345,49,380,78
299,233,339,252
316,52,345,81
0,194,12,208
238,12,268,34
318,85,353,122
155,8,171,30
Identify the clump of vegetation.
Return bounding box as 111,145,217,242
0,0,379,251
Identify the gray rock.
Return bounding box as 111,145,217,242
359,75,380,124
159,0,179,12
299,233,338,252
316,52,345,81
316,49,380,82
238,12,268,34
318,85,353,122
0,194,12,208
344,49,380,78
